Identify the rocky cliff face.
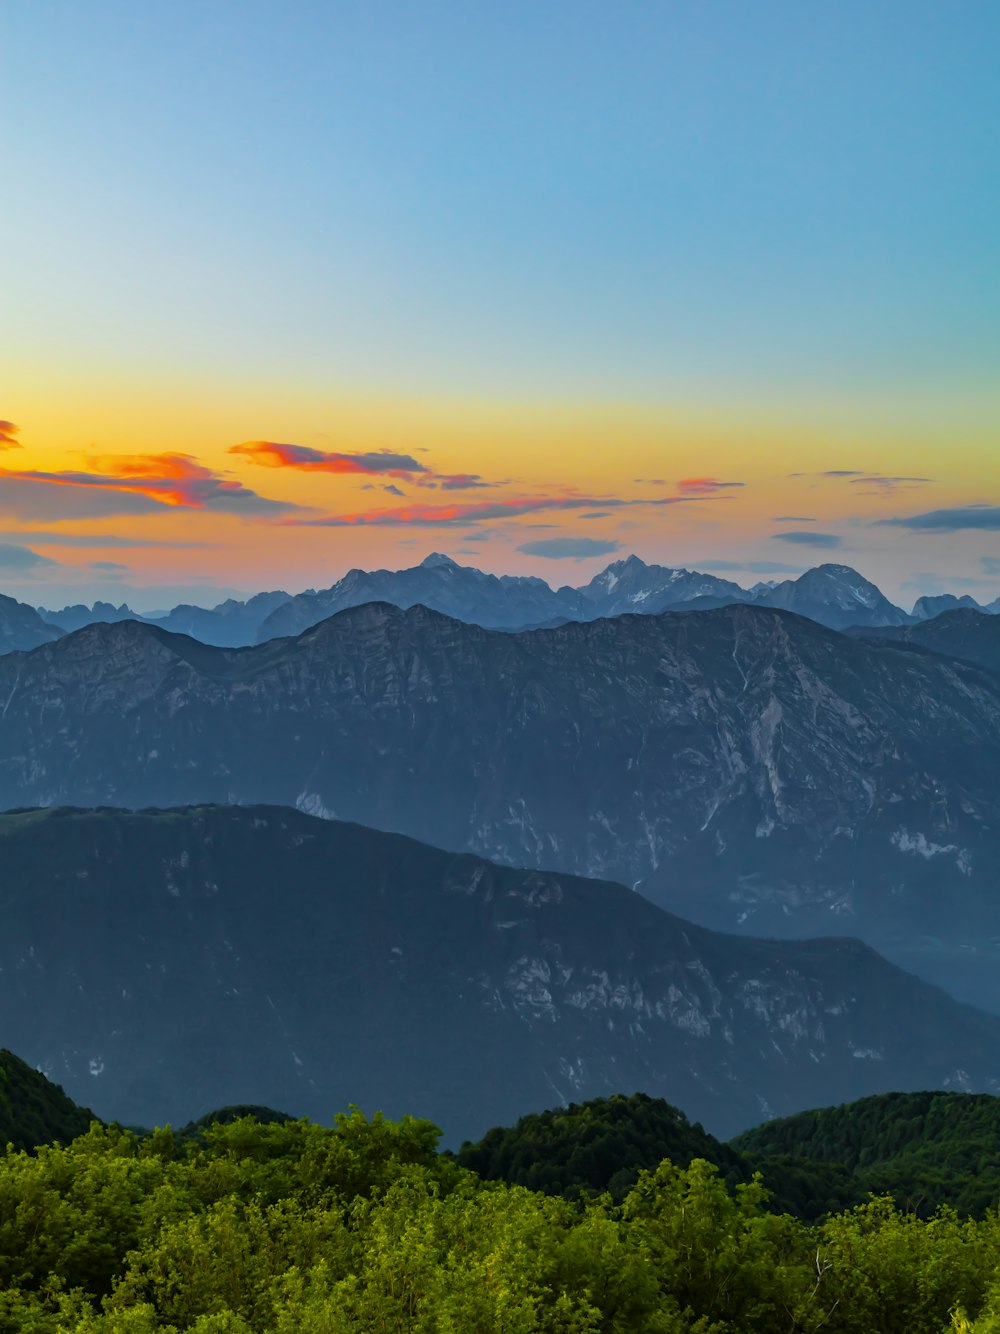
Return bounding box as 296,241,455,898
3,806,998,1140
2,602,1000,984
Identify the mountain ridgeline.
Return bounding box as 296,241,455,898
2,805,998,1139
3,600,1000,1006
21,553,998,655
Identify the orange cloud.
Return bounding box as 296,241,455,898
292,491,709,527
0,421,21,450
231,440,427,477
677,477,746,493
0,451,298,514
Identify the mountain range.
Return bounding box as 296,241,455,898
15,553,997,656
3,804,999,1141
2,600,1000,1007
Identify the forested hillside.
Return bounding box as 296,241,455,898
1,1108,1000,1333
734,1090,1000,1218
0,1048,95,1151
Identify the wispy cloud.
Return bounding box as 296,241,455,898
0,530,209,548
982,556,1000,575
697,559,806,573
849,475,931,487
772,530,843,548
90,560,128,573
879,506,1000,531
289,491,710,528
771,515,814,522
0,422,21,451
0,542,59,570
418,473,494,490
677,477,745,493
516,536,622,560
0,453,300,516
231,441,427,477
819,470,864,477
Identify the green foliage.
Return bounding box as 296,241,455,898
5,1103,1000,1331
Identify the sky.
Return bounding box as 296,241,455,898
2,0,999,611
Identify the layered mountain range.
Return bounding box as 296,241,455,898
3,805,999,1140
20,553,997,655
2,601,1000,1008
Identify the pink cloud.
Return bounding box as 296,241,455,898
677,477,745,493
230,440,427,477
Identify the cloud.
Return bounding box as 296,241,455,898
981,557,1000,575
434,474,492,490
879,506,1000,532
382,484,405,497
772,530,843,548
516,537,623,560
900,573,1000,596
633,477,667,484
677,478,745,493
0,453,300,516
0,529,209,549
819,470,864,477
231,441,427,477
771,515,814,522
290,491,712,528
580,511,612,519
89,560,129,572
0,422,21,451
0,542,59,570
0,478,167,520
849,476,931,486
697,559,806,574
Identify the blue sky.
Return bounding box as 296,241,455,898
1,1,998,609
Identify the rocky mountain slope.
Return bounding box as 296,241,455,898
3,601,1000,1004
3,805,999,1140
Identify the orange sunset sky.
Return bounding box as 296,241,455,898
3,3,998,611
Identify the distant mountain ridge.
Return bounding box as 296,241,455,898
846,608,1000,675
24,553,996,650
0,594,63,654
4,600,1000,1010
3,804,1000,1141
